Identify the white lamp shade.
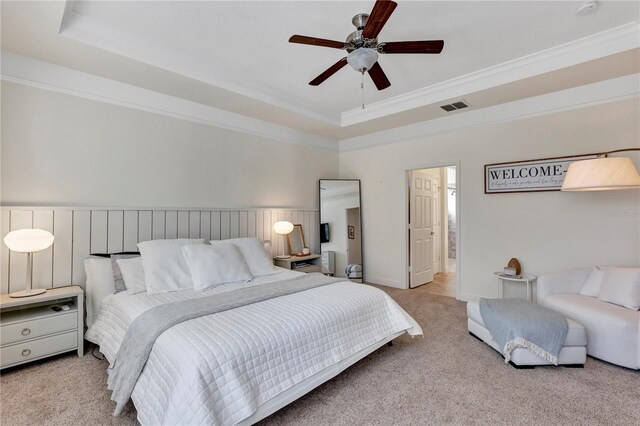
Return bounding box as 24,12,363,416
273,221,294,235
347,48,379,72
3,229,55,253
561,157,640,191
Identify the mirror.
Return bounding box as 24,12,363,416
287,224,306,255
319,179,362,282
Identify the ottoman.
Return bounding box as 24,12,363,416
467,301,587,368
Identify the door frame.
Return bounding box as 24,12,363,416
405,161,461,299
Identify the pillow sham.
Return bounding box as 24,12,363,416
117,257,147,294
182,244,252,291
210,238,277,277
84,257,115,327
137,238,205,294
598,267,640,310
111,254,140,293
579,266,607,297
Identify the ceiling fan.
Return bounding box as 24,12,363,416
289,0,444,91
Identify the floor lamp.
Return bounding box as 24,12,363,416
3,229,55,298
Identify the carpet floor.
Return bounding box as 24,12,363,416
1,285,638,425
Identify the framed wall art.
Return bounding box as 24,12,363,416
484,153,598,194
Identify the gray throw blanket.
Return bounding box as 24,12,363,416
107,273,342,415
479,298,568,365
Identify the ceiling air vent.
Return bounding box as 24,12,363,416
440,100,470,112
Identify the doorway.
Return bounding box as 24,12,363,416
407,165,458,298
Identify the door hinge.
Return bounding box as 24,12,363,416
408,266,412,272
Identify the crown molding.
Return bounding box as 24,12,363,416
0,51,339,151
58,7,341,127
339,73,640,152
341,22,640,127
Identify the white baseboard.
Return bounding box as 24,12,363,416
365,276,405,289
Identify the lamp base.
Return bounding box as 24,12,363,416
9,288,47,298
275,255,292,260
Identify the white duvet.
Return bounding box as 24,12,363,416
86,269,422,425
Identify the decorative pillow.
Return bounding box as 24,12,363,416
598,267,640,310
117,257,147,294
137,239,205,294
111,254,140,293
84,257,115,327
579,266,607,297
263,241,273,263
182,244,252,291
211,238,277,277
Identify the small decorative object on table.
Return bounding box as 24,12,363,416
507,258,522,275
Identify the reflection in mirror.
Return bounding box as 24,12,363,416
319,180,362,282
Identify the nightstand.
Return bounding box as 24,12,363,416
274,254,322,273
0,286,84,369
494,272,537,302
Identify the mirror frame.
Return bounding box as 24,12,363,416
318,179,363,282
287,224,306,255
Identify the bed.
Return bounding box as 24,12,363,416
86,267,422,425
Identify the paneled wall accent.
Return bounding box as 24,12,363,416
0,207,319,294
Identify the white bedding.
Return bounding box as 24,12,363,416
86,269,422,425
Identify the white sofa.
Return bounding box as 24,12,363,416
537,268,640,370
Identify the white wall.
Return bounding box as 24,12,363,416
340,98,640,300
1,81,338,209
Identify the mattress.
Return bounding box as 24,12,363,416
86,269,422,425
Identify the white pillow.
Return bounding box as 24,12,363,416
117,257,147,294
211,238,277,277
579,266,607,297
84,257,115,328
182,244,252,291
137,239,205,294
598,267,640,310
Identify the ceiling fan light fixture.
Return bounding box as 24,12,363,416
347,48,379,72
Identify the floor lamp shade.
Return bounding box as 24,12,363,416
3,229,55,298
561,157,640,191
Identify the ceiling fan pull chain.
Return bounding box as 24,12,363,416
361,70,365,109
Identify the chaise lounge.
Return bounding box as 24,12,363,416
537,267,640,370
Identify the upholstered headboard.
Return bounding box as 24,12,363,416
0,207,319,295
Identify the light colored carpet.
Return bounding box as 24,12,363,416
1,285,638,426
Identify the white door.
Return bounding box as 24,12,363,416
409,171,434,288
431,171,442,275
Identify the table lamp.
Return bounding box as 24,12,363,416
273,221,294,260
3,229,55,298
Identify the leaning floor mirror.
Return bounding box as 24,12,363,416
319,179,363,282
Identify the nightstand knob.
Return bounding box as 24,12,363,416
21,349,31,357
21,328,31,336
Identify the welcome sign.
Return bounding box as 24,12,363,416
485,154,597,194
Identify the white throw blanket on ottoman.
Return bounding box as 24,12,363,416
479,298,568,365
466,300,587,368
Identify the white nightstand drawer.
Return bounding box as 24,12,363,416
1,311,77,346
1,331,77,368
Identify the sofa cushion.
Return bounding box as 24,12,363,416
579,266,606,297
543,294,639,369
598,267,640,311
467,301,586,347
544,294,638,328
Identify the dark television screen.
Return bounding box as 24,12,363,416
320,223,330,243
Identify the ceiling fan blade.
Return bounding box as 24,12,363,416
362,0,398,39
309,58,348,86
379,40,444,54
367,61,391,91
289,35,347,49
